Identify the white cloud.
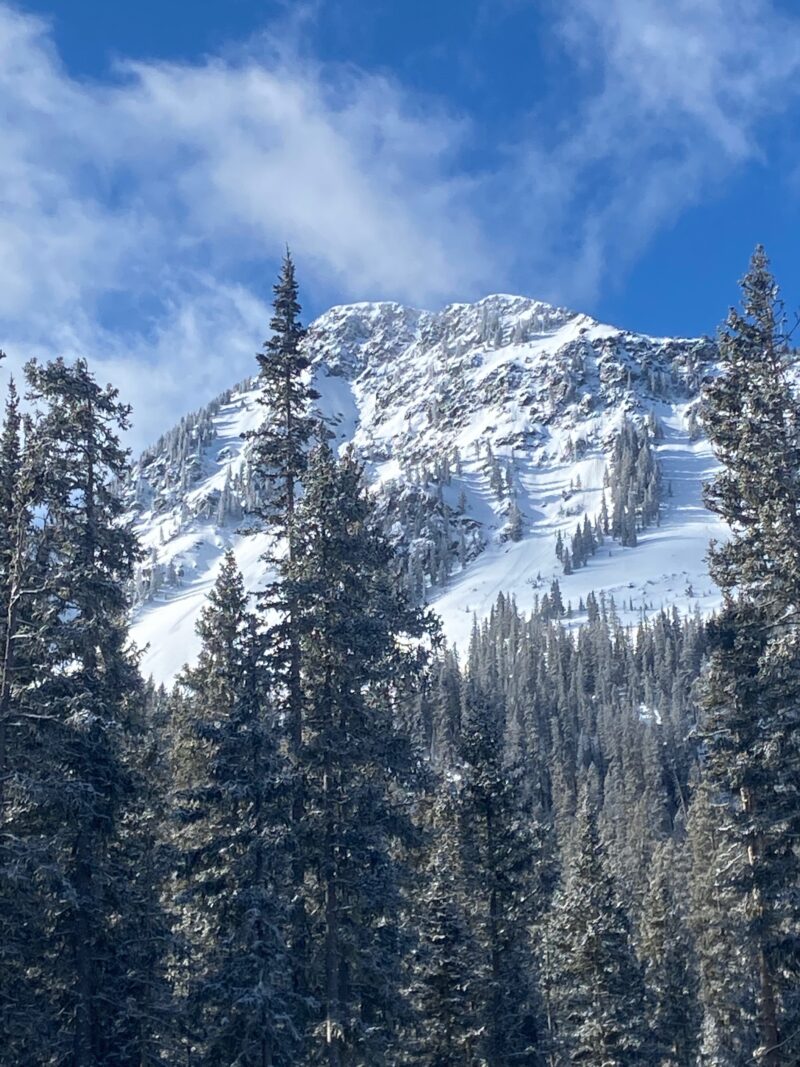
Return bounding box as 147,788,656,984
1,0,800,447
0,5,495,447
562,0,798,157
111,55,490,301
510,0,800,302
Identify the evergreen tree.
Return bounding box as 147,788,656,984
549,579,564,616
248,251,316,534
608,419,660,545
640,840,699,1066
0,376,49,1060
405,791,484,1065
246,251,319,1023
170,551,294,1065
1,358,154,1065
544,795,646,1065
698,247,800,1064
688,782,755,1066
0,373,21,576
428,648,462,766
283,440,432,1064
459,659,545,1066
106,684,176,1065
507,497,523,541
0,376,27,790
555,529,564,561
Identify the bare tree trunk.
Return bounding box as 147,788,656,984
0,567,19,793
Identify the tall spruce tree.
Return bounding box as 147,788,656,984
248,251,317,744
170,551,294,1066
104,685,176,1065
281,439,432,1064
698,247,800,1064
247,251,318,1021
249,250,316,536
0,358,154,1065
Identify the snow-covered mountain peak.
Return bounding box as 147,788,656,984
128,293,723,684
306,294,585,381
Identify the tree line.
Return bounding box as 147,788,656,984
0,249,797,1065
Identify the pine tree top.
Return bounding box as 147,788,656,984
263,248,308,367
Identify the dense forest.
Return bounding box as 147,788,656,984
0,248,798,1065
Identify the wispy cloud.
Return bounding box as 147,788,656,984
1,1,800,446
511,0,800,301
0,5,494,446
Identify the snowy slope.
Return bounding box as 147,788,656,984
127,294,725,684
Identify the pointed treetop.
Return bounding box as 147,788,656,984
727,243,783,335
3,374,19,412
267,248,305,354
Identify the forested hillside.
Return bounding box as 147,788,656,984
0,249,797,1065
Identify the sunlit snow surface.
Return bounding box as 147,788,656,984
130,295,724,684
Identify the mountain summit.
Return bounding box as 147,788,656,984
128,294,724,683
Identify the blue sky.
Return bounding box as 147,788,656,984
4,0,800,445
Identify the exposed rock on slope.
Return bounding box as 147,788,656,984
127,294,723,683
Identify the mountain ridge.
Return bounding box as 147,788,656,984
127,293,724,683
